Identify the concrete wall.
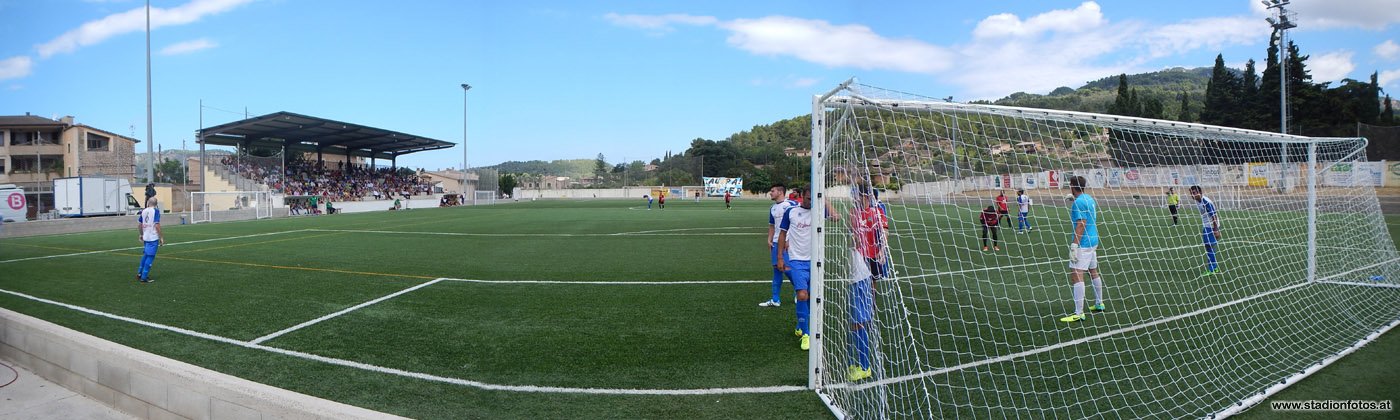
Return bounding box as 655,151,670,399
0,308,405,420
323,196,467,214
513,187,705,199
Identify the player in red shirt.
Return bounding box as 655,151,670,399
658,192,665,209
851,191,889,279
981,205,1001,251
724,190,733,210
995,191,1011,227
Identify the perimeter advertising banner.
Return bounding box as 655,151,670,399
702,177,743,197
1248,163,1271,187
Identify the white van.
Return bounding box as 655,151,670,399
53,177,138,217
0,184,27,222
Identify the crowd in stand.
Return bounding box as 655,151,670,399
219,156,432,201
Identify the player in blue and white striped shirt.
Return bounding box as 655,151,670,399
761,184,798,307
1190,185,1221,275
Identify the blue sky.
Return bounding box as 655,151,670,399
2,0,1398,172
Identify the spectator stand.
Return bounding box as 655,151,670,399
196,111,455,206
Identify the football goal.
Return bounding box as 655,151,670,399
809,80,1400,418
189,191,273,224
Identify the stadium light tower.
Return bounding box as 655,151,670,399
461,83,471,196
1265,0,1298,135
145,0,155,183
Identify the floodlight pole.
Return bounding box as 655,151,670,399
1266,0,1297,135
462,83,471,198
145,0,155,184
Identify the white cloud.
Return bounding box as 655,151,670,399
1380,68,1400,89
0,56,33,80
1250,0,1400,30
1309,51,1355,83
37,0,253,58
719,16,954,74
603,13,716,33
607,2,1275,99
790,77,820,88
1376,40,1400,61
973,1,1105,39
1141,17,1267,59
160,38,217,55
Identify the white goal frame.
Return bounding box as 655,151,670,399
188,191,273,224
809,79,1400,419
474,191,497,205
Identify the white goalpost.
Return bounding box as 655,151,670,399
811,80,1400,418
474,191,497,205
189,191,273,224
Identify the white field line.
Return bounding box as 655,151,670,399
0,229,310,264
1317,280,1400,289
0,287,805,395
1314,257,1400,284
304,228,762,237
613,226,764,235
905,238,1362,280
829,281,1316,392
827,255,1400,391
440,278,768,285
905,243,1204,279
250,278,445,344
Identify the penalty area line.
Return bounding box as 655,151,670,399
250,278,446,344
0,230,312,265
439,278,769,285
0,287,805,395
829,280,1316,392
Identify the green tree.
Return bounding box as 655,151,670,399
593,153,607,177
1109,74,1132,116
499,173,517,196
155,158,185,183
1201,54,1243,127
1177,91,1193,122
1384,94,1395,125
1240,59,1264,129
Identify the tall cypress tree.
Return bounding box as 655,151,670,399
1110,74,1131,116
1385,94,1396,125
1241,59,1262,130
1178,91,1192,122
1259,31,1283,132
1201,54,1243,127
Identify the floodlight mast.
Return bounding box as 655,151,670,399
1266,0,1297,135
461,83,471,197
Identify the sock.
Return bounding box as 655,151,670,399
1206,245,1218,271
1072,282,1085,315
1092,277,1104,306
140,255,154,278
796,298,810,335
770,266,783,302
854,327,871,369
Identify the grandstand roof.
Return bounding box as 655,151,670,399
199,111,454,160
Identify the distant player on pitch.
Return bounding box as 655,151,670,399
761,184,797,307
995,191,1011,227
725,190,733,210
1016,189,1033,233
1190,185,1221,275
1166,188,1180,226
135,197,165,283
1061,176,1106,323
980,205,1001,251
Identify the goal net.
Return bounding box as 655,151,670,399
810,81,1400,418
189,191,273,224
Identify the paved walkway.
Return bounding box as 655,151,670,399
0,357,132,420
